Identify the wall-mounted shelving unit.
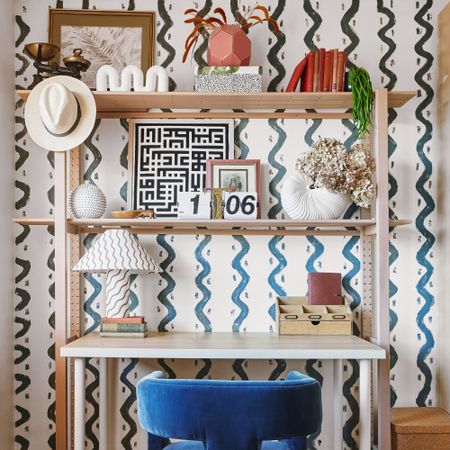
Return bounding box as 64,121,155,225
15,88,415,450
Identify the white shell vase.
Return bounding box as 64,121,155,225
68,182,107,219
281,172,351,220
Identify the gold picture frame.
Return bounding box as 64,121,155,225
49,9,155,88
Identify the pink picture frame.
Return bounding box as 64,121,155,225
206,159,261,218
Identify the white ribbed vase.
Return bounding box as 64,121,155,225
68,182,106,219
281,172,351,220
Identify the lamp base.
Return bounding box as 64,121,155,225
105,270,131,318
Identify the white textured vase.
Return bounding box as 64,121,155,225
68,182,107,219
281,173,351,220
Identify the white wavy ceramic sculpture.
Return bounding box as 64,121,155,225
96,65,169,92
281,172,351,220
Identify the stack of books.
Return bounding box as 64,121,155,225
286,49,347,93
100,316,148,338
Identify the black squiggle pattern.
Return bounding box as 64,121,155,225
157,0,177,91
195,359,212,379
268,360,286,380
414,0,435,407
85,359,99,449
120,359,138,449
340,0,360,69
377,0,399,407
232,360,249,380
303,4,324,447
158,359,176,378
83,119,102,181
193,1,213,67
15,15,30,47
14,11,31,450
267,1,286,92
303,0,321,51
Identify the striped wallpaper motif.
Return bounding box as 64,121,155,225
13,1,443,449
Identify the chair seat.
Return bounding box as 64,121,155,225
165,441,288,450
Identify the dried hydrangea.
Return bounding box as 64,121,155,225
296,138,376,208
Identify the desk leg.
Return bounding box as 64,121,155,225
74,358,85,450
333,359,343,450
99,358,108,450
360,359,371,450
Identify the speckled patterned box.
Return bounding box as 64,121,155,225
194,66,263,93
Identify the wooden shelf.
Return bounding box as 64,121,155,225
13,217,411,236
16,90,416,119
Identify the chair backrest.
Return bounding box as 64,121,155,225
137,370,322,450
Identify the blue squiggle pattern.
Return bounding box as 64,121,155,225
157,235,176,331
231,236,250,332
267,118,287,321
302,4,324,446
377,0,399,406
268,237,287,321
414,0,435,406
195,235,212,332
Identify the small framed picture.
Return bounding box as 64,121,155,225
206,159,261,218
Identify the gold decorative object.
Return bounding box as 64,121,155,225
24,42,91,88
206,188,232,219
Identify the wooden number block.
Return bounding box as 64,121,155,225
177,192,211,219
223,192,258,220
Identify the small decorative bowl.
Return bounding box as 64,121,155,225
111,210,156,219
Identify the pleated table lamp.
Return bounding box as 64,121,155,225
73,229,161,318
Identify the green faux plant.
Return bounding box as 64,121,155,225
348,67,374,139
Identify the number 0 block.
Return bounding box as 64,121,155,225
223,192,258,220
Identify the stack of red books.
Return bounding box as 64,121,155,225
286,49,347,93
100,315,148,338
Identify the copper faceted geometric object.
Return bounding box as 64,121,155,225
207,25,251,67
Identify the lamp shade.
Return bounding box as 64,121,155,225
73,229,161,274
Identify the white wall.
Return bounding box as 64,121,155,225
0,0,15,447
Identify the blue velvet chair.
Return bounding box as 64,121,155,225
137,370,322,450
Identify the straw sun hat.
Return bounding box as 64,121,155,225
25,75,96,152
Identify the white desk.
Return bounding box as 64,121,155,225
61,332,385,450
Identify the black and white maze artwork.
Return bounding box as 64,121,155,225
132,122,233,217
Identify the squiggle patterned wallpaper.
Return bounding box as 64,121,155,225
14,1,443,449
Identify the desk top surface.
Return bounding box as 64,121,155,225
61,332,385,360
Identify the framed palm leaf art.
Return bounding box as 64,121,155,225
49,9,155,88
